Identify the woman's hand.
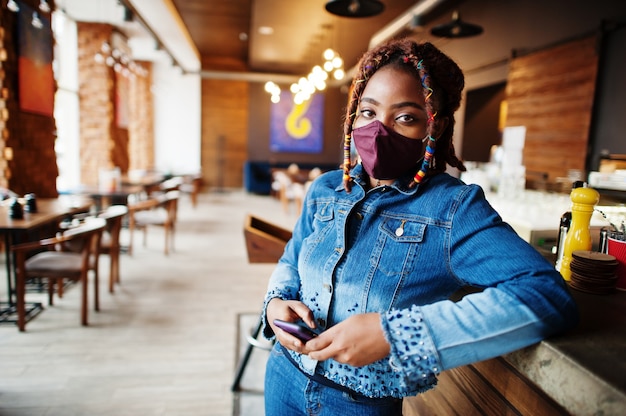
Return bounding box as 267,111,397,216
306,313,390,367
266,298,316,352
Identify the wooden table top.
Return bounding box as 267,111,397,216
0,196,93,232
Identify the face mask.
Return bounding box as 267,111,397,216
352,120,424,180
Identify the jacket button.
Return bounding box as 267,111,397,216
355,212,363,220
323,283,332,293
317,318,326,327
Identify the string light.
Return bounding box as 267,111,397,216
7,0,19,12
94,41,148,78
31,12,43,29
265,48,346,104
264,81,281,103
39,0,51,13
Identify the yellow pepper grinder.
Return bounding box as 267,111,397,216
559,183,599,281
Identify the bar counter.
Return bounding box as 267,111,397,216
504,288,625,415
404,288,626,415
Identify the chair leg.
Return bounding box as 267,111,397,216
15,255,26,332
109,254,117,293
164,225,170,256
57,279,64,298
48,279,55,306
94,269,100,312
81,274,88,326
231,316,264,392
171,224,175,253
115,253,120,284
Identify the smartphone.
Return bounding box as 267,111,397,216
273,319,318,342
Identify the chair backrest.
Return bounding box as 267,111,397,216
98,205,128,248
62,217,107,253
159,177,184,192
98,205,129,221
12,217,106,257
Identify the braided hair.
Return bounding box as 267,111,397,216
342,39,466,192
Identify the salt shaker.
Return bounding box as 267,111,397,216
8,198,23,219
24,193,37,213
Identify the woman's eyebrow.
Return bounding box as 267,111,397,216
360,97,380,106
360,97,425,111
391,101,425,111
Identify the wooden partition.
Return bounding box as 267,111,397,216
505,34,599,184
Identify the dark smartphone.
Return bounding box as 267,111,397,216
273,319,318,342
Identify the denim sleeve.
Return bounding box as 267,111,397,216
384,185,578,374
261,182,318,340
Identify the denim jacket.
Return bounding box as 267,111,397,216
263,165,578,399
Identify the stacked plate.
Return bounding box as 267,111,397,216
569,250,619,294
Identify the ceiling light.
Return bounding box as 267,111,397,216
430,11,483,38
39,0,51,13
258,26,274,35
325,0,384,18
7,0,19,12
31,12,44,29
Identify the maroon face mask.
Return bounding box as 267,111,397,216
352,120,424,180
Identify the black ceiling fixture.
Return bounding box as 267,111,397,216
325,0,385,18
430,11,483,38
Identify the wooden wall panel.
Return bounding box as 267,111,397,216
201,79,249,189
505,35,599,183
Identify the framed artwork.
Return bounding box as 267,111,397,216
18,3,54,116
270,91,324,153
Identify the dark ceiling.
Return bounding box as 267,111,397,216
169,0,460,76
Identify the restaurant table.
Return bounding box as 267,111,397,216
121,173,165,194
0,195,93,324
67,185,144,211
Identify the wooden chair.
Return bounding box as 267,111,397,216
179,174,202,208
128,190,179,255
233,215,292,391
243,214,292,263
156,176,184,194
97,205,128,293
12,218,106,331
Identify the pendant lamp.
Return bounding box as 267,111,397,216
430,11,483,38
325,0,385,18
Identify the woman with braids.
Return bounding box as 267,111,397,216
262,38,577,415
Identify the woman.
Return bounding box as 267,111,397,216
262,38,577,415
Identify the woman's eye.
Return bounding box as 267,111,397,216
359,109,375,118
396,114,417,124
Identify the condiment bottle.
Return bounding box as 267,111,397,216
24,193,37,213
555,181,585,271
555,211,572,271
560,183,599,281
8,198,23,219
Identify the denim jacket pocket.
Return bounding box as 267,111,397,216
373,216,426,277
309,201,334,242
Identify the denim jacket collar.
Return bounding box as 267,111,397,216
334,163,424,196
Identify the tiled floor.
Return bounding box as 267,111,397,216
0,190,299,416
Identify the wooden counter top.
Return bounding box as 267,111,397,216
504,289,626,415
